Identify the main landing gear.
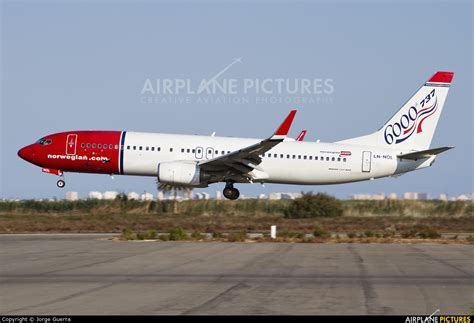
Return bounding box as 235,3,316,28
223,182,240,200
57,179,65,188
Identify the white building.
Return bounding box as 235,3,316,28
127,192,139,200
65,192,79,201
88,191,103,200
387,193,398,200
456,193,474,202
201,192,210,200
403,192,419,200
258,194,267,199
215,191,222,200
157,191,165,201
103,191,118,200
269,193,282,200
141,192,154,201
438,193,448,201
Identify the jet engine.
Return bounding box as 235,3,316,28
157,161,209,186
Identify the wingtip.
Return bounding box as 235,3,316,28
274,110,297,137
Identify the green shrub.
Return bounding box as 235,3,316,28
417,227,441,239
121,228,137,240
191,231,205,240
284,192,343,218
158,234,169,241
313,225,330,238
168,228,188,241
227,231,247,242
347,232,356,239
364,230,374,238
401,229,418,238
136,229,157,240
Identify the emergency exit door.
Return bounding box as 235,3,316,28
362,151,372,173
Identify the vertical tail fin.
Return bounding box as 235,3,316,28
338,71,454,151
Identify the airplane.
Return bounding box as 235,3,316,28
18,71,454,200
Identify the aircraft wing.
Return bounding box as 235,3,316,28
397,146,454,160
198,110,296,179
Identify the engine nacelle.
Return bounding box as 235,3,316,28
157,161,203,186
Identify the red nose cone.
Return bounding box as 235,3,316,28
18,145,34,162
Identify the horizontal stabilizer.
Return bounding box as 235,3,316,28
397,146,454,160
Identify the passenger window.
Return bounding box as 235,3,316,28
192,149,195,153
114,145,118,149
103,144,107,149
303,156,307,160
92,144,96,148
151,147,155,151
268,153,271,158
332,157,335,161
274,154,277,158
326,157,329,161
170,148,173,152
222,151,225,155
133,146,136,150
139,146,142,151
187,149,190,153
109,144,113,149
298,155,301,159
315,156,318,160
337,158,341,162
292,155,296,159
87,143,91,148
146,147,149,151
287,154,290,159
343,158,347,162
227,151,230,154
309,156,312,160
158,147,161,151
81,143,85,148
127,146,130,150
280,154,283,158
181,148,184,153
98,144,102,149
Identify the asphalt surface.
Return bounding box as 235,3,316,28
0,234,472,315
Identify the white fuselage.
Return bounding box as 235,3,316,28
121,132,433,185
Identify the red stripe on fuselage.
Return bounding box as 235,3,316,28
25,131,122,174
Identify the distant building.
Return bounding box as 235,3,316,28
88,191,103,200
455,193,473,202
438,193,448,201
103,191,118,200
351,193,385,200
194,193,203,200
215,191,222,200
141,192,154,201
127,192,139,200
269,193,282,200
201,192,210,200
65,192,79,201
403,192,418,200
417,193,429,200
258,194,267,199
157,191,165,201
387,193,398,200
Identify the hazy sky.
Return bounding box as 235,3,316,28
1,0,472,199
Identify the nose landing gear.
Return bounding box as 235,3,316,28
223,182,240,200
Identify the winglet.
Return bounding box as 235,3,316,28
271,110,297,140
296,130,307,142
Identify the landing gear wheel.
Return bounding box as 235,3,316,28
57,179,65,188
223,185,240,200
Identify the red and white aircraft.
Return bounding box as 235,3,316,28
18,72,454,200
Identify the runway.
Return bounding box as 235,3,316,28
0,234,472,315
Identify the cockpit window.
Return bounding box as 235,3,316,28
35,138,52,145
